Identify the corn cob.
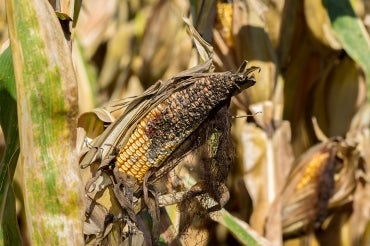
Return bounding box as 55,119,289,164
116,65,257,182
281,139,358,238
216,1,234,46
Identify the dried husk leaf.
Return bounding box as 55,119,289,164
192,0,217,44
312,56,366,138
282,33,330,154
132,0,190,88
304,0,342,51
346,103,370,245
233,102,294,238
73,39,97,113
326,57,366,136
75,0,118,58
276,0,304,70
97,21,136,90
259,0,285,48
232,0,277,104
0,2,7,45
78,109,116,139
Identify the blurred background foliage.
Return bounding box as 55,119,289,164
1,0,370,245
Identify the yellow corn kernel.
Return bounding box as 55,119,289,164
153,107,161,115
134,149,141,157
122,152,130,160
140,120,147,128
137,158,146,166
120,164,129,171
129,145,136,153
142,144,149,151
137,171,146,178
130,165,139,172
126,149,133,156
137,147,144,155
133,142,141,149
296,152,329,190
137,128,144,136
130,168,138,175
134,131,141,139
126,158,134,166
116,156,124,163
138,137,146,144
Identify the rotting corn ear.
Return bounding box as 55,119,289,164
116,61,258,182
280,139,358,238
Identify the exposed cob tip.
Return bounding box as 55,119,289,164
232,61,259,92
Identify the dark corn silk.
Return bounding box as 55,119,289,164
116,68,256,182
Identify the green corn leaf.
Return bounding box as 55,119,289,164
324,0,370,98
5,0,84,244
210,209,271,246
0,46,22,246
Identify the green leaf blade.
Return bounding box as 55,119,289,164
6,0,84,244
324,0,370,98
0,46,22,246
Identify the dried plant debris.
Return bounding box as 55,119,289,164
79,61,258,244
279,138,360,239
185,112,233,233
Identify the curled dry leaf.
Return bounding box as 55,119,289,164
346,103,370,244
304,0,342,51
312,56,366,138
78,108,116,139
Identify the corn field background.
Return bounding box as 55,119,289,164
1,0,370,245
